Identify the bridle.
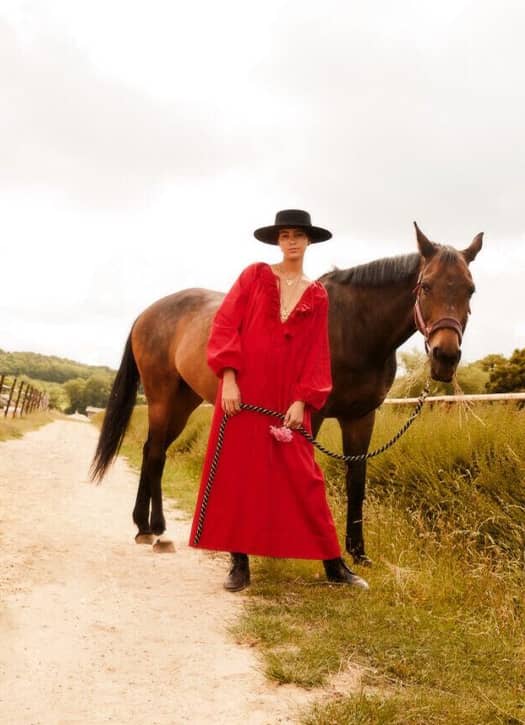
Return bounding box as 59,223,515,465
413,272,465,354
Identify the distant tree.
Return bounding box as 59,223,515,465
47,387,65,410
454,362,489,394
391,349,489,397
84,375,113,409
398,350,426,375
64,378,87,413
0,350,119,412
486,349,525,393
0,350,115,384
478,354,507,373
391,350,428,396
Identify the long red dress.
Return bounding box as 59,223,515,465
189,262,341,560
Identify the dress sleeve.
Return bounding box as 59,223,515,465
207,264,257,378
292,290,333,410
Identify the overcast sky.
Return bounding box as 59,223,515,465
1,0,523,369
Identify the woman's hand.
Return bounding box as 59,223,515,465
283,400,305,429
221,369,241,416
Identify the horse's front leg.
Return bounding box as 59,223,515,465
339,411,375,566
147,386,203,552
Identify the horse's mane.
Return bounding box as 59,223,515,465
320,246,462,287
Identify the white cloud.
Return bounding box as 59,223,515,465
0,1,523,368
0,17,257,205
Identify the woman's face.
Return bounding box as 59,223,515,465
277,228,310,260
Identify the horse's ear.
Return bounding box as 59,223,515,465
414,222,437,259
462,233,483,264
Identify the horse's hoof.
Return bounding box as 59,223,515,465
135,533,156,545
354,554,373,568
153,535,176,553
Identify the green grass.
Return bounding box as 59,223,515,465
363,402,525,558
97,401,525,724
0,410,57,441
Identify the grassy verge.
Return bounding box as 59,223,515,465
0,410,57,441
92,405,211,515
97,402,525,724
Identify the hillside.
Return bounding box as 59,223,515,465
0,349,115,384
0,349,117,412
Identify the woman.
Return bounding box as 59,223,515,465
189,209,368,592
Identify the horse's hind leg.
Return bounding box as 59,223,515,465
148,383,202,551
132,404,168,543
339,411,375,567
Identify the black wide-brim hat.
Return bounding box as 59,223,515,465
254,209,332,244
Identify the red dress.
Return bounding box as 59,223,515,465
189,262,341,560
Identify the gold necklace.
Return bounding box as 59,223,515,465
280,302,292,322
278,265,302,287
279,276,305,321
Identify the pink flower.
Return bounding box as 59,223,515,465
269,425,294,443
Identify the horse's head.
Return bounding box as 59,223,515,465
414,223,483,383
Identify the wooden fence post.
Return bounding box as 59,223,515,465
28,388,35,414
21,385,31,417
1,375,49,417
5,377,17,417
29,387,36,414
12,380,25,418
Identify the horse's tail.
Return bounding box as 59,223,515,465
90,332,139,482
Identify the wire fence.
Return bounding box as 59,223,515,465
384,392,525,405
0,375,49,418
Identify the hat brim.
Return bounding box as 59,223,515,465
253,224,332,245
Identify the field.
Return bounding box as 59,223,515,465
110,402,525,724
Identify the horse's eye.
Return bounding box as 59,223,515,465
421,282,431,294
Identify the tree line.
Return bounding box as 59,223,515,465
0,349,117,413
1,347,523,414
392,348,525,396
0,349,114,383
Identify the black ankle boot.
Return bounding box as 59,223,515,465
323,557,369,590
223,552,250,592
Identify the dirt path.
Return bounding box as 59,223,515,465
0,419,319,725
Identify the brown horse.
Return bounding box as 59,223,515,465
91,223,482,564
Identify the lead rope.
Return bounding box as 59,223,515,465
192,379,431,545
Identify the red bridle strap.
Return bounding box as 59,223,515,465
413,287,464,352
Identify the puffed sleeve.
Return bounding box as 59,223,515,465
292,290,333,410
207,264,257,377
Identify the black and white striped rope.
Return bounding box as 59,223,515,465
192,380,430,545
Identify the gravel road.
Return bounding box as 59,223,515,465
0,419,317,725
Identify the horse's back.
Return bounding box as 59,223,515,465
131,288,224,403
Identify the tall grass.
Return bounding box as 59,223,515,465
100,402,525,724
321,402,525,558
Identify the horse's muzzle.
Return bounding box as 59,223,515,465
428,331,462,382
